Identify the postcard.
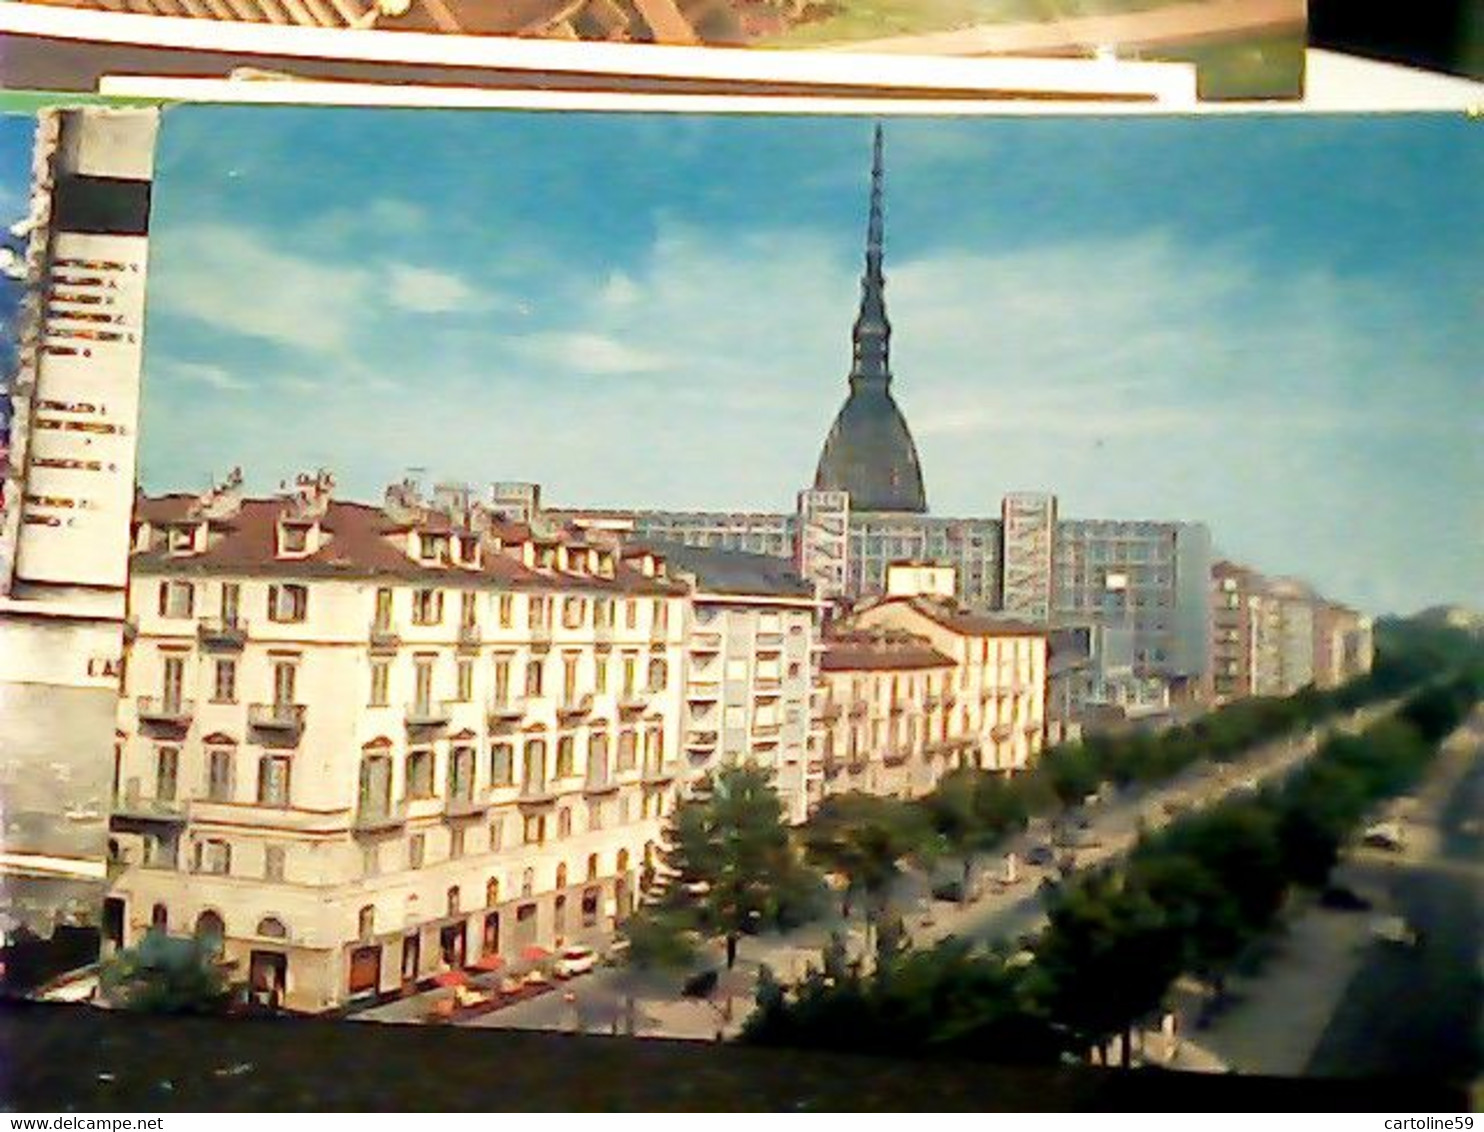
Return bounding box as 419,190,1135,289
0,0,1296,100
0,102,1480,1090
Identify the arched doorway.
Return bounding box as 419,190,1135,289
194,910,225,957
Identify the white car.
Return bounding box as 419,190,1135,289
554,945,598,978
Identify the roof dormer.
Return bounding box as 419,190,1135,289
277,518,319,559
596,551,615,579
556,545,570,573
416,530,451,566
520,541,536,569
454,534,482,570
165,521,206,557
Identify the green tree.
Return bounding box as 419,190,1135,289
615,908,699,1036
1041,744,1103,810
804,792,930,947
657,762,819,968
97,929,233,1015
923,769,990,902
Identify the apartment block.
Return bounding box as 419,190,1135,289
107,473,688,1012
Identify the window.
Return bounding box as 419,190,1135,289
279,523,309,554
195,839,231,876
618,795,631,825
647,658,668,691
412,589,443,625
161,655,186,709
156,747,179,801
523,815,545,846
258,756,291,807
521,868,535,897
788,662,801,680
219,582,241,625
493,656,512,704
653,600,667,632
498,594,514,628
373,588,394,631
408,835,426,869
486,876,501,906
406,749,434,798
168,526,196,555
449,746,475,801
206,748,233,802
456,659,473,702
588,800,605,831
556,736,576,778
530,596,550,630
625,600,637,629
460,591,478,629
212,659,237,703
369,661,390,707
586,853,600,882
267,584,307,623
449,827,465,859
273,661,297,707
362,843,380,878
523,740,547,793
358,905,376,941
621,654,637,697
419,533,448,563
413,658,435,710
725,658,749,682
616,730,637,772
525,659,544,697
490,742,514,787
157,580,194,619
447,886,461,917
562,597,585,629
488,817,505,853
151,904,168,931
562,654,579,701
587,733,609,785
594,654,609,692
557,808,572,838
595,598,612,629
264,844,286,882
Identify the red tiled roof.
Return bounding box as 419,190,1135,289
130,495,685,596
820,629,954,672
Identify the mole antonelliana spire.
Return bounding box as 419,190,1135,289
813,123,928,514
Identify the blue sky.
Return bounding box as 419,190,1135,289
5,107,1481,616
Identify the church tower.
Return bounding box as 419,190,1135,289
812,124,928,514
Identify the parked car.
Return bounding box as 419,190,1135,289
682,969,719,999
1026,844,1056,867
1370,915,1420,948
932,881,965,903
1363,822,1407,852
1319,885,1372,912
553,945,597,979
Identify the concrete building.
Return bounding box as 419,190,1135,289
0,108,157,962
636,542,821,824
107,473,689,1012
814,628,958,805
847,595,1048,774
1209,559,1372,702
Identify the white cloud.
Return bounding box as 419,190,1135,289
385,263,485,314
519,331,667,376
150,222,489,353
161,360,246,392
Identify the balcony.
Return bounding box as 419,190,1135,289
617,690,648,715
649,623,671,646
487,697,527,727
756,632,784,653
691,632,722,655
368,621,401,651
556,693,594,720
755,676,783,693
583,775,620,797
517,783,558,807
642,763,678,785
849,702,869,719
110,787,189,829
136,696,194,728
594,623,613,647
820,702,842,722
249,702,306,740
991,724,1014,742
353,798,408,834
457,623,482,652
687,682,721,703
197,617,247,651
685,729,719,753
444,792,488,820
883,746,911,768
404,700,452,729
529,624,552,651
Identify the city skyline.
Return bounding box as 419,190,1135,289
4,107,1481,617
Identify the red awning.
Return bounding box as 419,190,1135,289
520,945,551,962
473,953,506,972
433,969,469,988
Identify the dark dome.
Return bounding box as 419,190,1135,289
815,386,927,513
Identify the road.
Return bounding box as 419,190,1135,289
460,699,1402,1039
1305,711,1484,1086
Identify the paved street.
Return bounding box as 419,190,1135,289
1305,711,1484,1086
419,699,1402,1040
